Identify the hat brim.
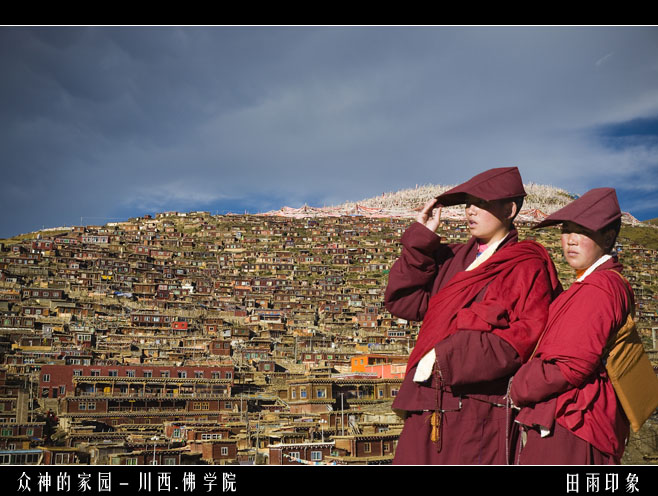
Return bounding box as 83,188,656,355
434,191,524,207
531,218,565,230
433,192,469,207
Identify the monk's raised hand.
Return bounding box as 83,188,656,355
417,199,442,233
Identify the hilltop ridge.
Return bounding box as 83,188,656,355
347,182,575,212
265,183,643,226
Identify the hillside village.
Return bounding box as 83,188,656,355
1,189,657,466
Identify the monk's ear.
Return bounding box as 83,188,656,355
506,201,518,221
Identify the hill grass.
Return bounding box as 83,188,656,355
1,229,71,245
619,225,658,250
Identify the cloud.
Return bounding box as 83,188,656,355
1,26,658,236
595,51,615,67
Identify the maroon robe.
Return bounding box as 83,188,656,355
385,222,560,464
510,257,632,464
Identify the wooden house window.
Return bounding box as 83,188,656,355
364,442,371,453
311,451,323,461
221,447,229,456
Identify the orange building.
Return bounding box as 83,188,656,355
350,354,407,378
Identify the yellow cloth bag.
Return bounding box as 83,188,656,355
604,271,658,432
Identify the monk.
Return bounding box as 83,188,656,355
510,188,633,464
385,167,561,464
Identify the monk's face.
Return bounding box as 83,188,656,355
464,196,516,245
560,221,609,271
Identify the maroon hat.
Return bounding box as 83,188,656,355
434,167,527,206
533,187,621,231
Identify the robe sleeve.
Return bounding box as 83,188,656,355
509,358,570,407
434,331,521,386
384,222,445,322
